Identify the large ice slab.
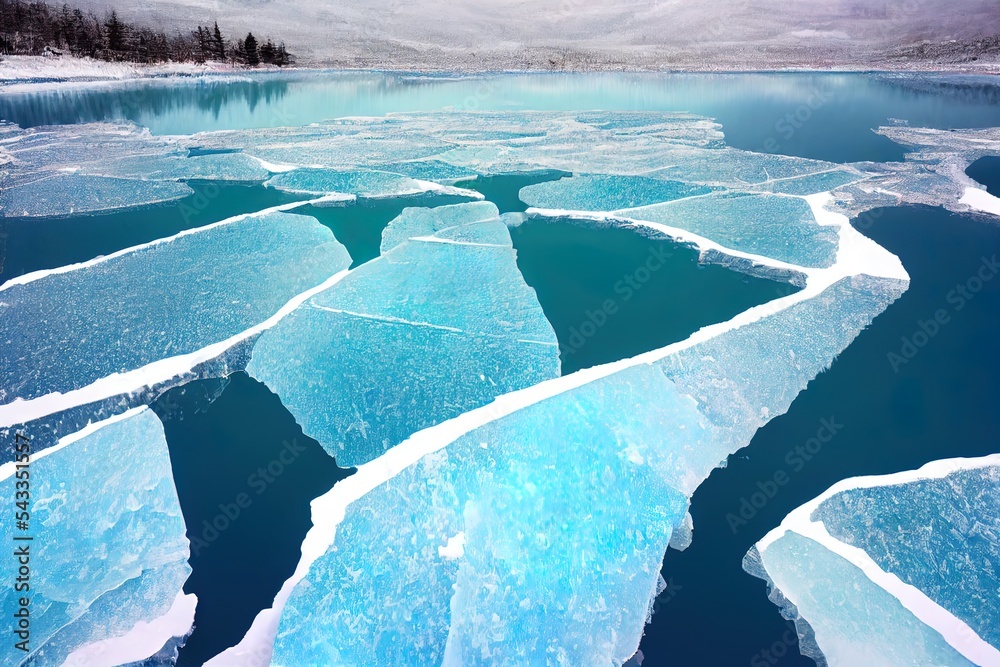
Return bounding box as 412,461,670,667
264,168,441,198
246,202,560,466
0,407,193,667
747,455,1000,667
615,193,840,269
271,366,692,666
0,211,351,426
0,121,272,217
519,174,715,211
379,200,501,252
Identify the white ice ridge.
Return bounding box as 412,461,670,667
751,454,1000,667
208,190,909,666
0,407,191,667
0,198,352,429
61,591,198,667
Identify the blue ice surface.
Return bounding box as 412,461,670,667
270,274,907,665
0,408,190,667
813,464,1000,649
265,168,431,197
0,211,351,405
615,192,840,268
0,174,194,217
519,174,716,211
747,531,976,667
247,202,560,466
271,365,692,667
754,169,865,195
379,160,480,183
379,201,501,252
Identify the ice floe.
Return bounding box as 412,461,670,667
246,202,560,466
747,454,1000,667
0,208,351,428
0,407,192,667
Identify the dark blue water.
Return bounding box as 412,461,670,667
0,181,304,283
639,202,1000,666
152,373,354,667
967,156,1000,197
510,217,796,375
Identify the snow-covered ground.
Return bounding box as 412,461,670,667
0,55,277,85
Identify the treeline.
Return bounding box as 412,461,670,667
0,0,292,66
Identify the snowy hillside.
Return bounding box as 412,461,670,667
60,0,1000,68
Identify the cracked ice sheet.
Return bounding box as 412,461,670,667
246,202,560,467
834,125,1000,219
0,121,277,216
613,192,840,269
747,455,1000,667
0,208,351,429
212,193,910,666
264,167,473,199
0,407,193,667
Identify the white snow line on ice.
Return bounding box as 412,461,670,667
207,190,910,667
409,235,507,247
0,195,338,292
756,453,1000,667
0,269,350,429
60,591,198,667
0,406,148,482
308,304,465,333
525,206,815,278
757,453,1000,551
960,186,1000,217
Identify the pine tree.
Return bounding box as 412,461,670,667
212,21,224,60
244,31,258,66
104,9,124,54
259,37,275,64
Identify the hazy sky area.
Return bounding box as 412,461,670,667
68,0,1000,67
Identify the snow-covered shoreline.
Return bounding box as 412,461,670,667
0,55,290,87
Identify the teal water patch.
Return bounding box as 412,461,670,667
0,181,305,284
152,372,353,667
464,171,567,213
508,216,797,375
295,191,473,267
966,156,1000,197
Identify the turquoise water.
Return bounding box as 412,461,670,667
510,217,795,375
3,72,1000,162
